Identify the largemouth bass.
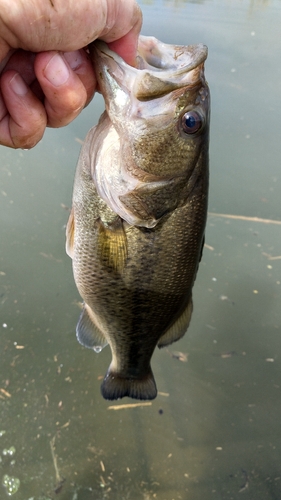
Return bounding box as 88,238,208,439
66,36,210,400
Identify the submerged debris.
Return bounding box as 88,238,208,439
239,469,249,492
2,474,20,496
168,350,188,362
54,478,66,495
50,436,65,494
107,402,152,410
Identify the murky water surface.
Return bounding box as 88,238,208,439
0,1,280,498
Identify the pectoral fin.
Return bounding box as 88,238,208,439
76,304,108,352
66,207,75,258
158,297,193,348
96,217,127,272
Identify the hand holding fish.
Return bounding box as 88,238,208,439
0,0,142,148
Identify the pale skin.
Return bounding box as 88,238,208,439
0,0,142,149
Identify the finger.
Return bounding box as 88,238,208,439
101,2,142,65
0,49,16,73
2,49,36,84
34,49,96,128
1,49,44,101
107,26,140,67
0,70,46,149
64,50,96,107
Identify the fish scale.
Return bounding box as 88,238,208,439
66,36,210,400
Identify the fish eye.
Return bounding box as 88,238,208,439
181,110,203,134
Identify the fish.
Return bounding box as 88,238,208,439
66,36,210,401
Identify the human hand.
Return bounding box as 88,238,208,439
0,0,142,149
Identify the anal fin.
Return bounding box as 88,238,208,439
158,297,193,348
76,303,108,353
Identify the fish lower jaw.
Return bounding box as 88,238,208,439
100,367,157,401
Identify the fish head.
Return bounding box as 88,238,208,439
89,36,210,226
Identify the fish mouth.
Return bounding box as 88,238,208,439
90,36,208,101
135,36,207,76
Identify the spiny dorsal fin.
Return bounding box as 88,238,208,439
97,217,127,273
158,297,193,348
65,207,75,258
76,304,108,352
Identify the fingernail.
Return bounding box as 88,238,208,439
44,53,70,86
63,50,84,71
9,73,28,96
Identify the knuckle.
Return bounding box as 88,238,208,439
47,94,85,127
11,123,45,149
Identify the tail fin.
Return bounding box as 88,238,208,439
101,368,157,401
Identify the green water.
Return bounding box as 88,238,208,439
0,1,280,498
